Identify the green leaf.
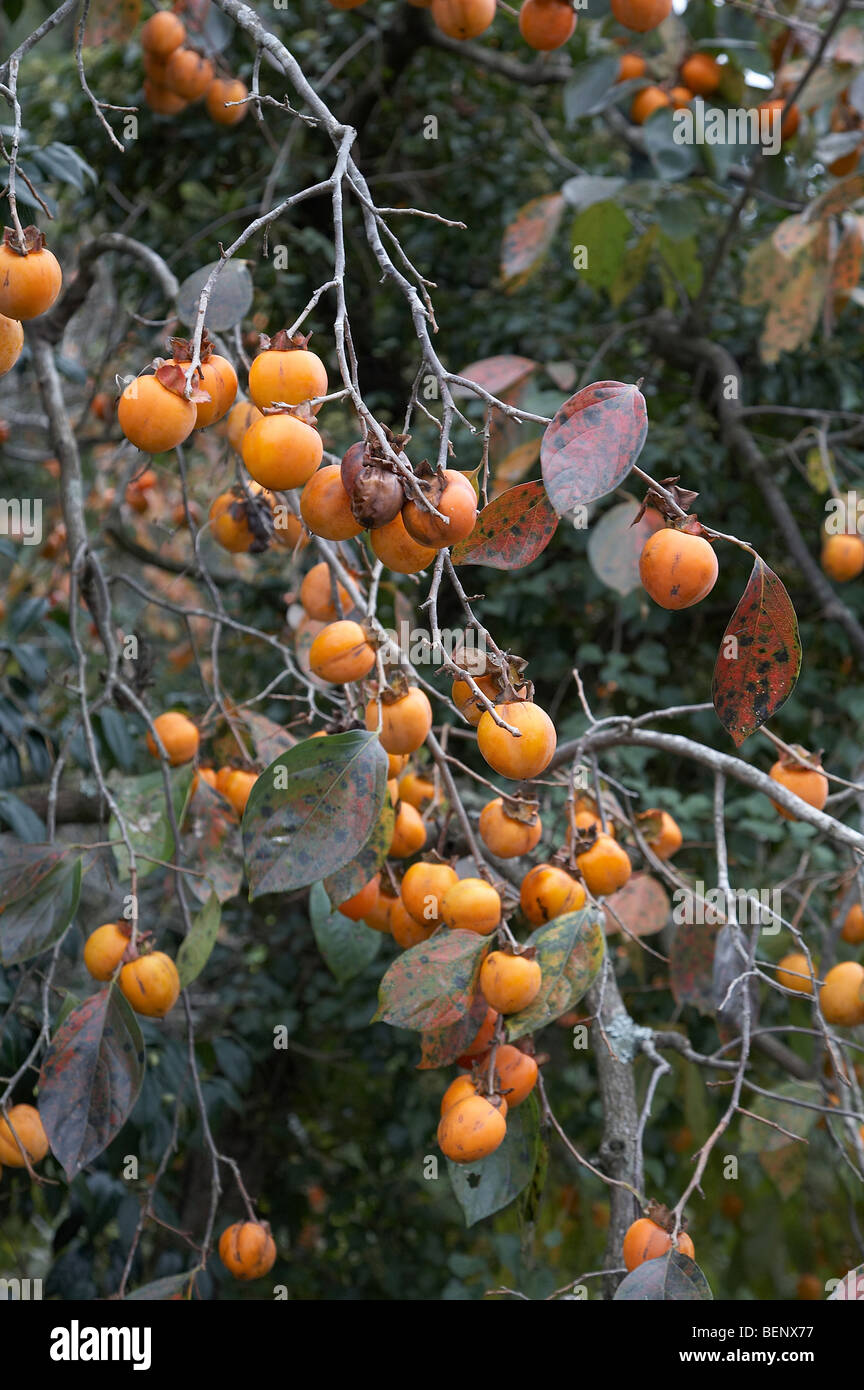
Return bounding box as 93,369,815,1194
505,906,605,1040
124,1271,199,1301
0,854,81,965
656,231,703,300
642,110,699,182
609,226,657,307
310,881,382,983
570,202,632,292
562,57,620,124
446,1093,541,1227
561,174,626,212
108,766,194,882
243,731,388,899
176,892,221,988
614,1251,713,1301
0,791,46,842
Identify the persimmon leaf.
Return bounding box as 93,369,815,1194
451,481,558,569
541,380,648,515
712,557,801,745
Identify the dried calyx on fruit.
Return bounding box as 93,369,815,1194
341,426,409,529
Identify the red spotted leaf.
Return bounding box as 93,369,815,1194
712,557,801,746
587,500,665,595
453,356,538,400
242,730,388,898
323,797,395,908
84,0,141,43
604,873,670,938
373,929,489,1032
670,911,720,1016
0,842,67,908
831,220,863,297
417,992,489,1069
39,986,145,1181
541,381,648,516
501,194,566,291
451,481,558,569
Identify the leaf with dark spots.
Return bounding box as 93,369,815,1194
0,854,81,965
453,356,538,400
447,1092,541,1226
541,380,648,516
712,557,801,745
500,193,566,291
417,992,489,1070
0,842,67,908
39,986,145,1180
176,892,221,988
323,797,395,908
236,710,297,766
182,779,243,905
613,1251,713,1301
243,730,388,898
669,910,720,1016
451,481,558,570
373,929,489,1032
505,907,605,1040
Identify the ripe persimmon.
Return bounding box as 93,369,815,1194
494,1044,538,1107
163,48,214,100
0,1104,49,1167
141,10,186,54
441,877,501,934
617,52,646,81
639,527,719,609
209,487,271,553
398,770,436,809
391,901,438,948
841,903,864,944
119,373,197,453
820,961,864,1026
119,950,181,1018
389,800,427,858
680,53,721,95
821,533,864,582
775,952,815,994
480,950,542,1014
308,619,376,683
388,751,410,779
758,97,799,140
440,1074,479,1115
170,348,238,428
146,710,200,765
143,80,188,114
401,860,458,927
370,512,437,573
363,884,413,936
206,77,248,125
0,229,62,320
431,0,496,40
300,464,362,541
402,470,477,549
622,1216,694,1271
0,313,24,377
226,400,263,452
437,1093,507,1163
518,0,576,51
222,769,257,816
478,798,542,859
769,750,828,821
638,808,682,860
366,686,432,755
477,700,557,780
84,921,132,980
610,0,671,31
520,863,585,924
218,1221,277,1280
670,85,693,109
337,875,380,922
577,834,632,897
248,337,328,410
829,145,861,177
242,411,323,491
458,1006,498,1062
300,562,353,621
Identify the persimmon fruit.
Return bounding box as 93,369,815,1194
431,0,496,41
218,1221,277,1280
222,769,257,816
478,797,542,858
440,877,501,934
477,700,557,780
398,770,436,809
146,710,200,765
300,562,353,621
639,808,682,860
226,400,262,452
0,232,63,320
389,800,427,858
493,1044,538,1107
821,533,864,582
209,488,271,553
769,752,828,821
241,412,323,491
171,351,238,429
163,48,214,101
119,374,197,453
480,951,542,1014
680,53,721,95
370,513,437,574
401,861,458,927
820,961,864,1026
248,340,328,410
520,863,585,924
758,97,799,140
610,0,671,31
140,10,186,54
437,1094,507,1163
440,1075,479,1116
206,77,248,125
119,950,181,1018
0,313,24,376
518,0,576,52
0,1104,49,1168
365,686,433,755
458,1006,498,1062
309,620,376,684
576,833,632,897
617,52,646,81
401,470,477,549
84,921,132,980
300,464,362,541
639,527,718,609
841,903,864,944
775,952,815,994
143,80,188,114
622,1216,694,1271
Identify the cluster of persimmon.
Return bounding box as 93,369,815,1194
83,920,181,1018
118,330,238,461
140,9,249,124
145,708,260,815
0,224,63,381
